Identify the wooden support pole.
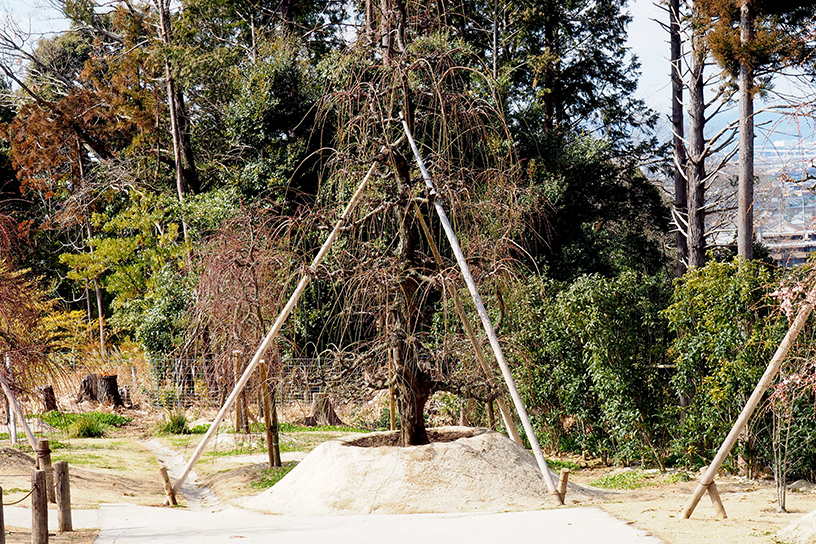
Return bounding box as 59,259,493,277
54,461,72,532
171,159,381,496
31,470,47,544
160,467,177,506
36,440,55,504
0,366,37,453
401,115,561,504
558,468,570,502
683,282,816,519
708,481,727,519
0,485,5,544
411,200,523,446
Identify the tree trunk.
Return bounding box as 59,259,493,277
77,373,99,403
97,375,124,407
305,392,345,427
670,0,688,275
738,1,754,260
390,149,433,447
687,1,707,269
36,385,58,413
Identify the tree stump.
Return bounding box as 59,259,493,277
36,385,58,413
305,393,345,427
97,375,124,407
76,373,99,403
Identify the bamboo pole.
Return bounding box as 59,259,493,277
683,284,816,519
412,201,523,446
171,159,380,495
0,485,4,544
0,365,37,452
400,115,562,504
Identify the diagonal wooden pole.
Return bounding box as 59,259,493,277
412,201,523,446
401,115,562,504
171,159,380,495
0,358,37,453
683,282,816,519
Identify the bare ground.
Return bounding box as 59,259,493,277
4,415,816,544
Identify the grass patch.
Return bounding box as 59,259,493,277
590,471,654,490
275,422,369,434
662,471,691,484
2,487,27,495
35,411,131,437
250,462,298,490
546,459,582,472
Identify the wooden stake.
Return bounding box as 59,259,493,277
683,282,816,519
160,467,177,506
411,201,523,446
54,461,72,532
31,470,47,544
0,485,5,544
36,440,55,504
401,116,561,504
171,159,381,496
557,468,570,502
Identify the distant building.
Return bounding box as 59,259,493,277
756,216,816,267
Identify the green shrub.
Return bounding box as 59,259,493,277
155,411,191,435
546,459,582,472
70,416,105,438
190,423,211,434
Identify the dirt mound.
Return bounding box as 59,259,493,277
0,446,36,473
778,509,816,544
242,426,600,515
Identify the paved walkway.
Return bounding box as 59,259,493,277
5,504,665,543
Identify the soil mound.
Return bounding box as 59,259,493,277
779,509,816,544
242,426,598,515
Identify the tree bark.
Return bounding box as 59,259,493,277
738,1,754,260
36,385,58,413
305,392,345,427
77,373,99,403
97,375,124,407
671,0,688,275
687,1,707,269
390,149,433,447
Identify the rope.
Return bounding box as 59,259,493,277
3,483,36,505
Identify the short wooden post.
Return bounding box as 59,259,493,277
557,468,570,502
160,467,177,506
31,470,48,544
36,440,56,504
54,461,72,532
1,485,6,544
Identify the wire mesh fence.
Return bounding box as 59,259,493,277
145,355,367,411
